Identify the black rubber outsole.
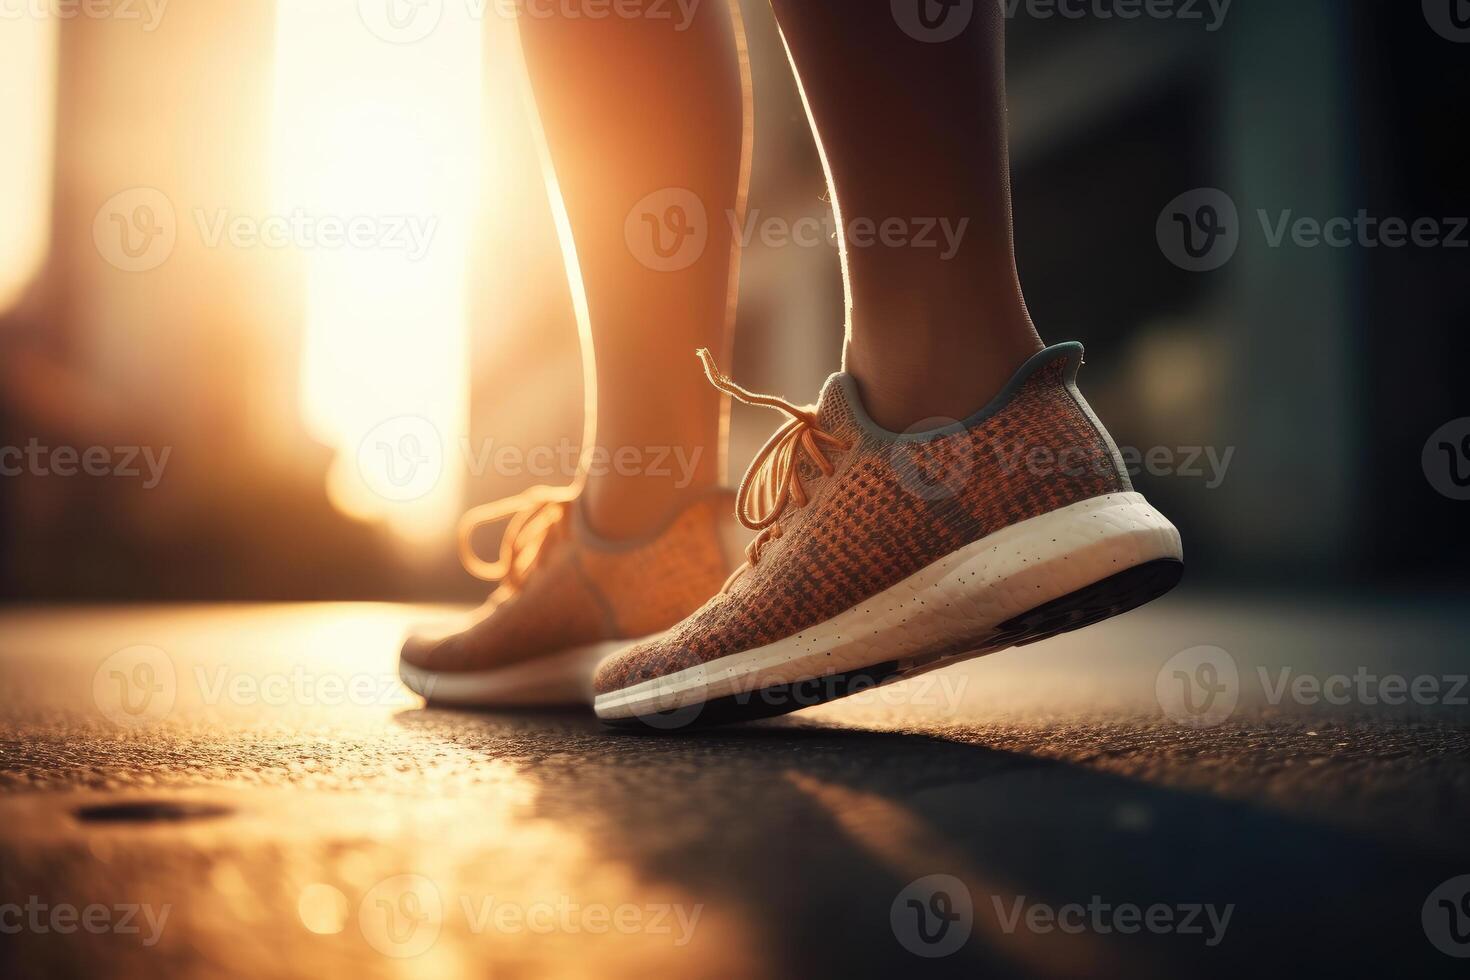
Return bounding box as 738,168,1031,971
604,558,1184,731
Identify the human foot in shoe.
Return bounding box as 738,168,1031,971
400,488,741,706
592,344,1183,727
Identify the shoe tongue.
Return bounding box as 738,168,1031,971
815,373,861,441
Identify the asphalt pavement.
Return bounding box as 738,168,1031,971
2,593,1467,978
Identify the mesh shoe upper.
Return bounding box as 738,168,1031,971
402,491,736,674
594,343,1130,694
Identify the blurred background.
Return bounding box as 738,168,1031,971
1,0,1466,603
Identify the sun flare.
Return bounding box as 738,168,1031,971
0,14,58,315
270,0,483,542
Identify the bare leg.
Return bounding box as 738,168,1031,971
516,2,748,537
768,0,1042,430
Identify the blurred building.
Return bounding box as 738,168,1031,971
1004,0,1469,589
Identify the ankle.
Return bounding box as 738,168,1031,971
581,461,718,541
845,331,1042,432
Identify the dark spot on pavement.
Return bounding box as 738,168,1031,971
73,800,232,824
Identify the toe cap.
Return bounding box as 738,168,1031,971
398,621,464,670
593,636,702,696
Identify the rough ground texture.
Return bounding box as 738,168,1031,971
1,596,1467,978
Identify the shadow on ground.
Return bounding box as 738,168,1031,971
395,707,1463,978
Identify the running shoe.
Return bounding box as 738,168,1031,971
592,343,1183,727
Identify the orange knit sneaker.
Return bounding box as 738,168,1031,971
593,344,1183,727
400,487,741,706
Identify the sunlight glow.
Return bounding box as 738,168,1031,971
0,14,58,314
271,0,482,541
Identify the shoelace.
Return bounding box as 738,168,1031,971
697,348,851,582
455,352,850,592
457,484,574,591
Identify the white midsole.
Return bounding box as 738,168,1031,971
593,492,1181,720
401,639,639,707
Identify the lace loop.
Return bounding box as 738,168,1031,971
457,484,575,590
697,348,850,576
456,352,850,592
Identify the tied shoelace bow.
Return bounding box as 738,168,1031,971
454,351,851,592
457,484,574,590
697,348,851,584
